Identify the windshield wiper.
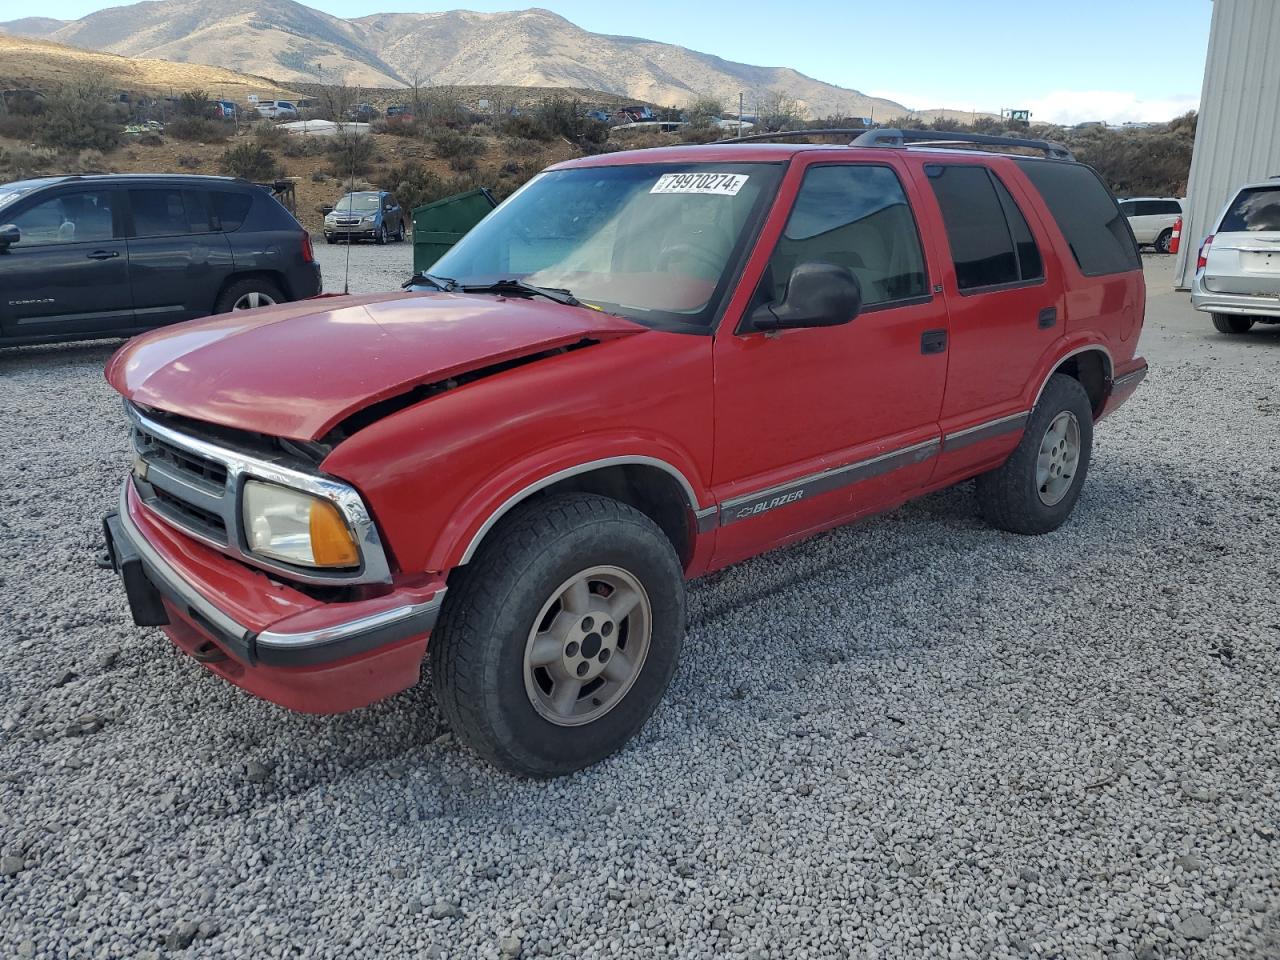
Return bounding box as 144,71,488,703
460,278,580,307
402,272,457,291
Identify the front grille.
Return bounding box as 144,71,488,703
132,417,233,547
135,430,228,489
150,485,228,543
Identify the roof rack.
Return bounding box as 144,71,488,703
714,126,1074,161
851,128,1074,161
715,127,872,144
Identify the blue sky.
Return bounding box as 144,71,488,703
33,0,1214,123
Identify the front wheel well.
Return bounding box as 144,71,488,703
464,464,696,570
1050,350,1110,418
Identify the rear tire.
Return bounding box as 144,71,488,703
976,374,1094,535
214,278,285,314
429,493,685,777
1212,313,1254,335
1154,228,1173,254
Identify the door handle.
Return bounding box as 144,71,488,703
87,250,119,260
920,329,947,354
1037,307,1057,329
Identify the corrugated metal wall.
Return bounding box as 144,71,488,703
1174,0,1280,289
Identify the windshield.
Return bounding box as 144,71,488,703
431,162,781,328
335,193,381,212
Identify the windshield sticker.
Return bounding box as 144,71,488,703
651,173,749,196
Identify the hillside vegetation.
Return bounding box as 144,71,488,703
0,34,296,101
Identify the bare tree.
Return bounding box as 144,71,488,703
757,90,808,132
316,75,360,122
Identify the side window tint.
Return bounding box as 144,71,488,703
926,165,1020,290
213,192,253,232
991,173,1043,281
1015,160,1140,275
9,191,116,246
1117,201,1136,217
182,190,212,233
130,189,191,238
769,164,927,306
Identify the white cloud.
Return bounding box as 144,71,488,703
1023,90,1199,125
866,88,1200,126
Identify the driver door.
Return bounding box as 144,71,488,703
710,158,950,566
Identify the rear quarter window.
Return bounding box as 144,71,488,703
1220,187,1280,232
1014,160,1140,276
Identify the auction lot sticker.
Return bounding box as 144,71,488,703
651,173,749,196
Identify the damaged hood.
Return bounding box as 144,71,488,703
105,292,645,441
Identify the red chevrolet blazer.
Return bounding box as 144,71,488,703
103,130,1148,776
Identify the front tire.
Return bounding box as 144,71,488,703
429,493,686,777
376,224,388,245
1212,313,1254,335
976,374,1094,535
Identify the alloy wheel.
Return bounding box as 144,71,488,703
1035,410,1081,506
232,291,277,310
522,565,652,727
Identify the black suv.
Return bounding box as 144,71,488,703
0,174,322,346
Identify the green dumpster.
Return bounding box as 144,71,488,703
412,188,498,273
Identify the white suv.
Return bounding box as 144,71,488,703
1191,179,1280,334
1117,197,1184,253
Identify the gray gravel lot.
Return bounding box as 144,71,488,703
1,254,1278,959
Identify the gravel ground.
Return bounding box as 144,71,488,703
1,257,1278,959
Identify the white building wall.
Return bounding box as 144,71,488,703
1174,0,1280,288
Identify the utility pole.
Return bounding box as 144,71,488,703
738,91,744,138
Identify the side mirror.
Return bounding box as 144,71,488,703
749,262,862,332
0,224,19,249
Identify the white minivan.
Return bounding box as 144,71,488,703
1117,197,1184,253
1191,179,1280,334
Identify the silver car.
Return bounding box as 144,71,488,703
1192,178,1280,334
1117,197,1183,253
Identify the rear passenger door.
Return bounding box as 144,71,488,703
918,161,1061,462
125,187,235,326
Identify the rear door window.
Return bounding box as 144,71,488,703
925,164,1042,290
130,189,191,238
212,191,253,231
1220,187,1280,232
1014,160,1140,276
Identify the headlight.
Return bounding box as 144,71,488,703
242,481,360,568
362,215,377,224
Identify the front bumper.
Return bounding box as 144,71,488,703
1191,274,1280,319
103,479,445,713
324,228,379,241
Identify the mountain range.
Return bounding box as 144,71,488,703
0,2,968,121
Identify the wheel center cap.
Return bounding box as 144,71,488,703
581,633,603,658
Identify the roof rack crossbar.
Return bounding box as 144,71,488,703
851,128,1074,161
715,127,872,144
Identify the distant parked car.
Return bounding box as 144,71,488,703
1191,178,1280,334
348,103,378,121
0,174,321,347
209,100,238,120
1116,197,1184,253
323,191,406,244
255,100,298,120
